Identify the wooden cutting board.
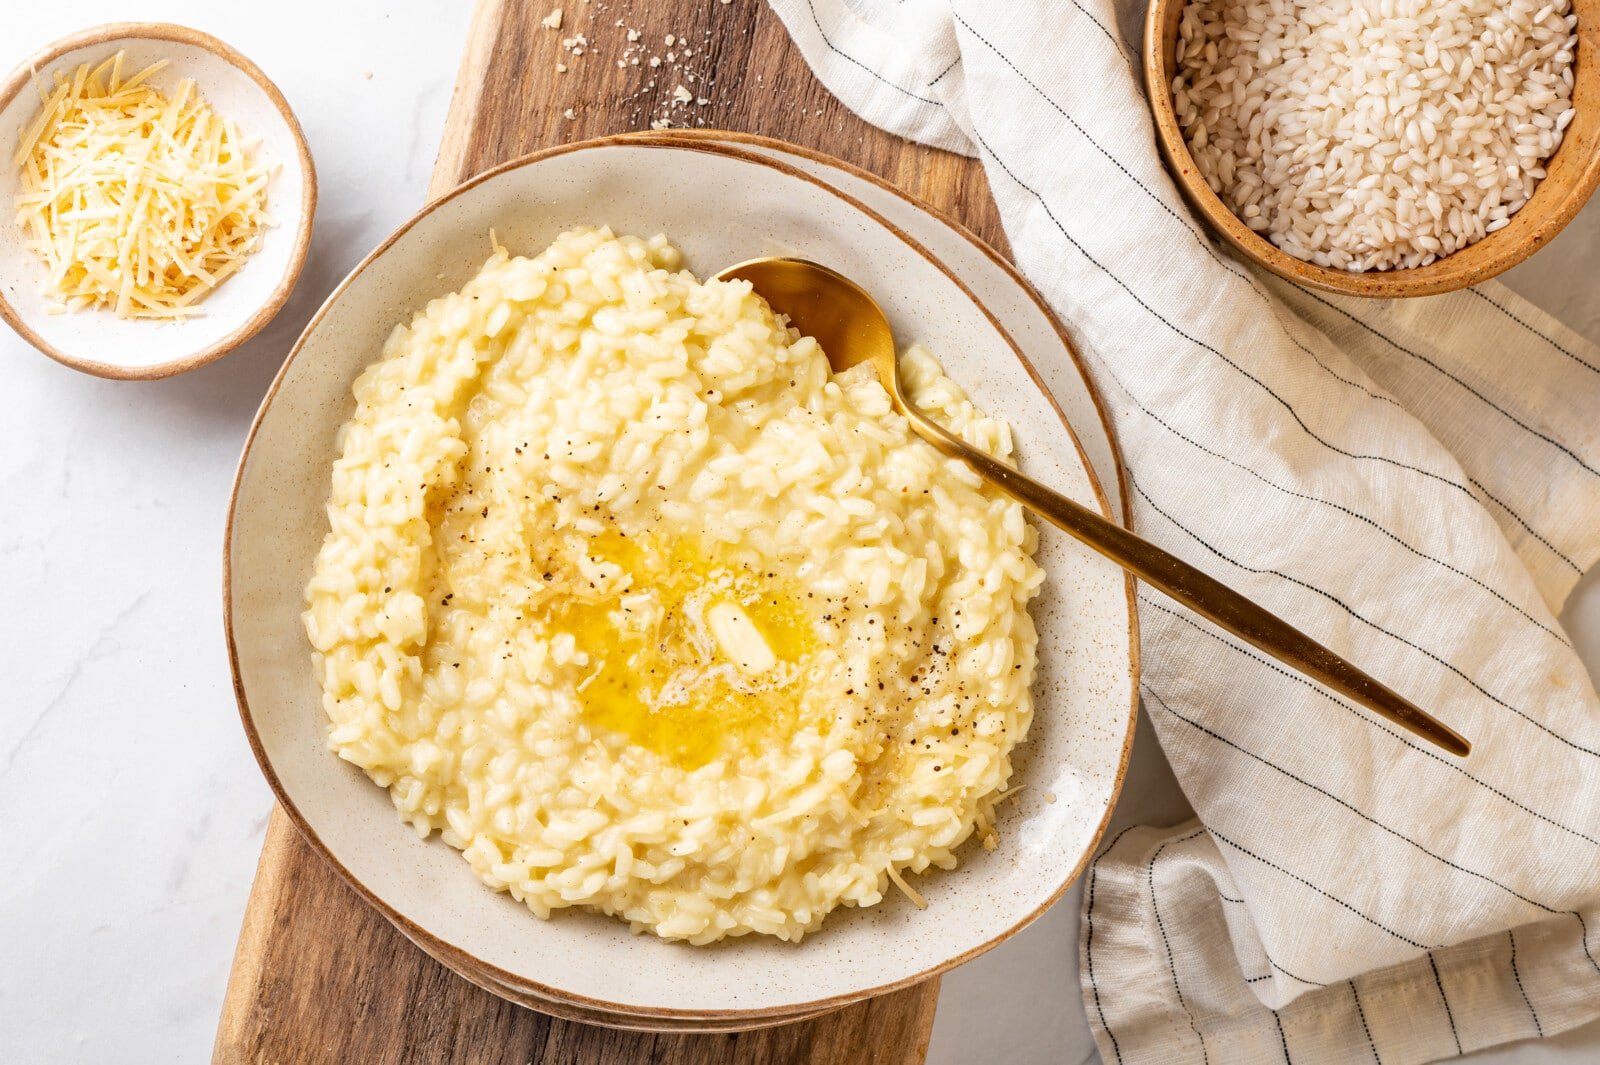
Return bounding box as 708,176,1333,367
214,0,1010,1060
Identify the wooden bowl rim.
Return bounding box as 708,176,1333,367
1142,0,1600,298
0,21,318,378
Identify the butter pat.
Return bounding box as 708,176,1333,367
706,601,776,675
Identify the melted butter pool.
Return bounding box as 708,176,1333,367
555,536,815,768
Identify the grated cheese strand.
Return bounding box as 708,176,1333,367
886,865,928,910
12,51,273,320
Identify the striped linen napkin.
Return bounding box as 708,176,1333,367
765,0,1600,1061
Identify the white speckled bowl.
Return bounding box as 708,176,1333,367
0,23,315,378
226,135,1138,1029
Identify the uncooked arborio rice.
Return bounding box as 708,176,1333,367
304,228,1042,944
1173,0,1578,271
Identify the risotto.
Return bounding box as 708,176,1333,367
303,228,1043,944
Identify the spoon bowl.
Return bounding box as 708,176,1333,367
716,257,893,379
717,255,1473,758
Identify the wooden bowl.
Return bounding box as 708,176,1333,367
0,23,316,378
1143,0,1600,297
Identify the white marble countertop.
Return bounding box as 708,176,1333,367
3,3,1598,1062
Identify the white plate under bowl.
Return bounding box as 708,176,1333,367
0,23,316,379
430,939,845,1033
227,135,1138,1026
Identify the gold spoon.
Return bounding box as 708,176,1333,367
716,256,1472,758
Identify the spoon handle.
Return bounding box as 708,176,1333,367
905,407,1471,757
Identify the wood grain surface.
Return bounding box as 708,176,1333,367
433,0,1004,249
215,0,1011,1060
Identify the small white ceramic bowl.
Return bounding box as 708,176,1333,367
0,23,315,379
227,136,1138,1028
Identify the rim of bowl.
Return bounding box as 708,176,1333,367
1142,0,1600,298
419,934,854,1032
224,133,1142,1021
0,21,318,379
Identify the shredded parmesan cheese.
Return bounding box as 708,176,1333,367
886,866,928,910
12,51,273,320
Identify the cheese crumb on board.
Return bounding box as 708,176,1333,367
542,7,563,29
12,51,273,320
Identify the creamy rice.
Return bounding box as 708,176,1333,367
303,228,1042,943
